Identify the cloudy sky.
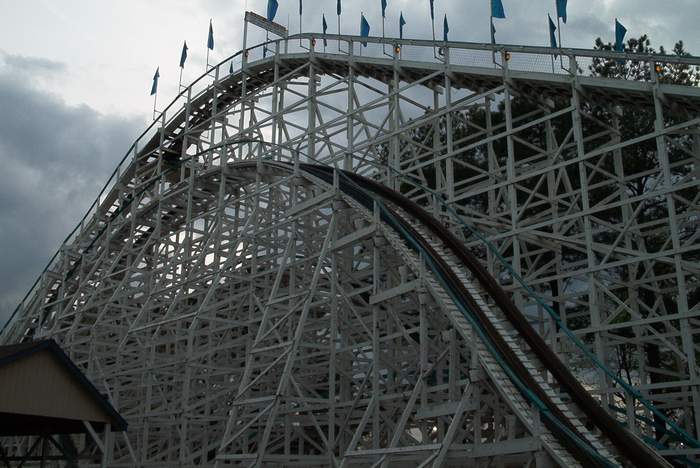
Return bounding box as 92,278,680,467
0,0,698,327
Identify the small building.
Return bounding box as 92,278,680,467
0,339,126,466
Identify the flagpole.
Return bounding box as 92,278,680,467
382,17,386,55
556,10,563,68
557,16,562,48
153,90,158,121
179,67,183,90
338,16,341,51
491,13,495,65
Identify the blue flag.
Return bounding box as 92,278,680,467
614,19,627,52
429,0,434,20
179,41,188,68
556,0,567,24
490,18,496,44
299,0,302,16
150,67,159,96
207,20,214,50
360,14,370,46
267,0,279,21
322,13,328,46
381,0,387,18
443,14,449,42
337,0,341,16
548,14,557,49
399,12,406,39
229,61,234,74
491,0,506,19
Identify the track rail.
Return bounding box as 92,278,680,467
301,163,672,468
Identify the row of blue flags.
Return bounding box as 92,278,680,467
177,19,212,71
268,0,620,54
152,0,631,96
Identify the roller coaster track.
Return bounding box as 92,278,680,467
319,163,680,465
2,33,700,466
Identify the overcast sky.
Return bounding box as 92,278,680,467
0,0,698,327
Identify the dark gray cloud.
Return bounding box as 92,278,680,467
0,52,66,74
0,56,141,327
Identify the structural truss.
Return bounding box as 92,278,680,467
2,30,699,467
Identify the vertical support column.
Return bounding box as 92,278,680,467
238,31,249,162
207,64,221,167
345,46,355,171
271,42,281,158
40,436,48,468
544,112,565,360
570,74,607,405
485,95,498,278
288,176,299,456
390,45,401,191
179,328,194,463
611,109,644,432
448,328,458,401
502,60,523,309
433,88,443,211
307,42,317,169
419,289,428,409
444,48,454,202
372,201,382,450
329,187,342,463
101,424,112,468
